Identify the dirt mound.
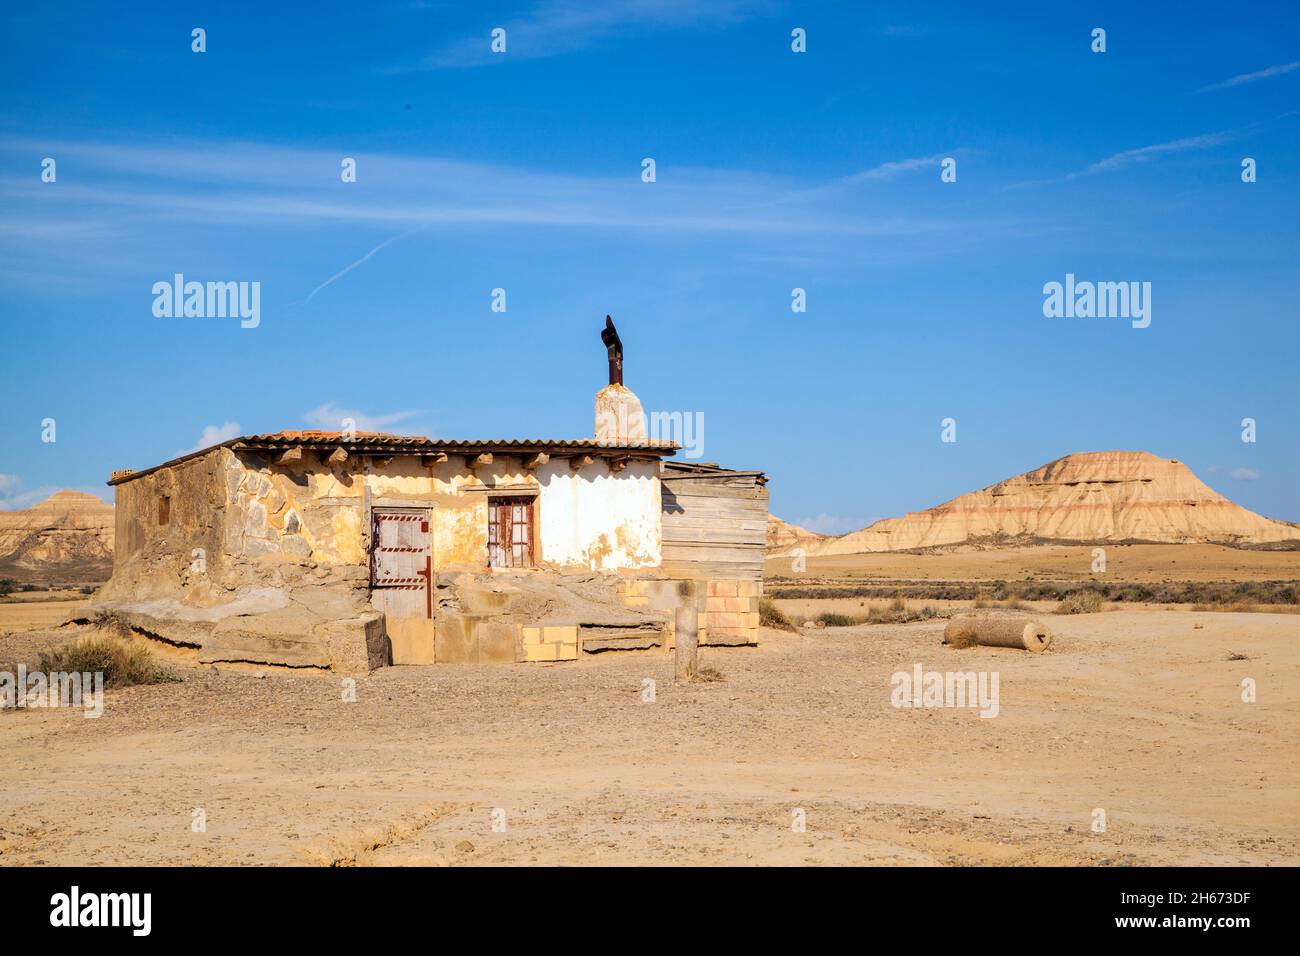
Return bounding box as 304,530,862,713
0,490,114,582
810,451,1300,555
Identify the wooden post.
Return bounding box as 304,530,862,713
674,581,699,681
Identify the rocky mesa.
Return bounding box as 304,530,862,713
766,516,826,553
0,490,115,582
803,451,1300,555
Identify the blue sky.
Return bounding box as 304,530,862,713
1,0,1297,530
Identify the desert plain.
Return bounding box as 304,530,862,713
2,543,1297,867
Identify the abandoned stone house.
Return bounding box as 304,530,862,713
91,319,768,673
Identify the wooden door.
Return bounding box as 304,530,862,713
487,496,534,568
370,509,432,618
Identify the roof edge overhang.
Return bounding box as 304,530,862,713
108,435,679,486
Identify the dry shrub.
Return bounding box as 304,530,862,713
37,635,177,687
866,597,941,625
944,618,979,648
1193,602,1300,615
691,664,725,683
1055,590,1104,615
818,612,859,627
759,598,797,632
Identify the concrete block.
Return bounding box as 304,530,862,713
477,618,519,664
435,616,476,664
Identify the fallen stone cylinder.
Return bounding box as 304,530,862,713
943,616,1052,653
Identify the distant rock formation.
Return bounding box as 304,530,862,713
806,451,1300,555
766,516,826,554
0,490,114,582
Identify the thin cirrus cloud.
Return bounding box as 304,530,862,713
1196,60,1300,93
1002,126,1254,192
303,402,430,436
1081,129,1237,175
0,137,972,236
395,0,762,71
1230,467,1260,481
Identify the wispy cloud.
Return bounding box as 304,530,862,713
1196,60,1300,94
304,402,429,435
184,422,242,454
397,0,762,71
1230,467,1260,480
794,513,874,536
0,137,989,241
1083,130,1236,175
834,153,954,185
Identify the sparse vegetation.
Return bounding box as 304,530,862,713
758,597,796,631
811,598,945,627
36,635,178,688
817,612,859,627
691,664,725,683
0,578,15,597
771,579,1300,607
1055,590,1105,615
1192,602,1300,614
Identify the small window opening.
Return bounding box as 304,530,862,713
158,495,171,525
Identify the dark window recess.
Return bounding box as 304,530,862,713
158,495,170,525
488,497,535,568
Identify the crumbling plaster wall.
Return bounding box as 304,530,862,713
233,452,663,574
536,458,661,570
100,449,229,604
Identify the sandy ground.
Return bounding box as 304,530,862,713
2,602,1297,866
0,599,89,632
765,543,1300,582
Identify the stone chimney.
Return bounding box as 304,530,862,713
594,315,646,442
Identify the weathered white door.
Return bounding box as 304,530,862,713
370,509,432,619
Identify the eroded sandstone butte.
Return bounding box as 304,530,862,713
765,516,826,553
806,451,1300,555
0,490,115,581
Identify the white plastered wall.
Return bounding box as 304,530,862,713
536,458,662,570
